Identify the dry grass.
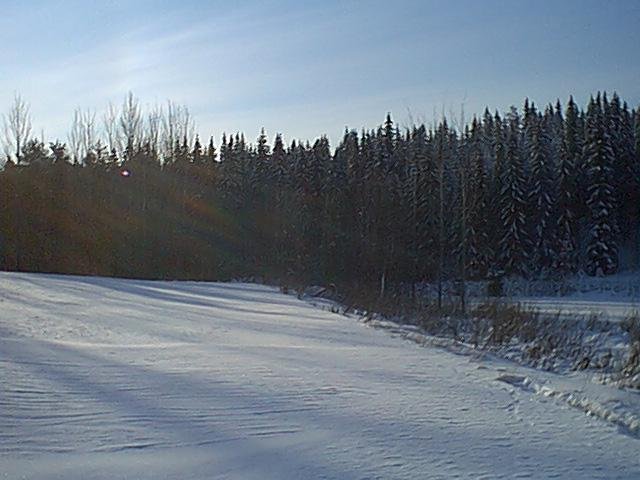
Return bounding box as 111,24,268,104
622,311,640,377
284,281,639,386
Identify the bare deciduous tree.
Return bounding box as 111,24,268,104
69,108,98,164
120,92,143,159
103,102,120,154
161,100,195,159
68,109,82,163
81,109,97,160
147,104,163,156
3,93,32,164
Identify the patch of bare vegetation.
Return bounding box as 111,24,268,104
621,312,640,386
316,284,640,389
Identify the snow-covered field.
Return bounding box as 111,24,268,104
1,272,639,479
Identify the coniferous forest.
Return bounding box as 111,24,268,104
0,92,639,292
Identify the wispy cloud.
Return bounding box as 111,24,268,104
1,0,639,146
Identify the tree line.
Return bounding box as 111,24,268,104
0,92,638,295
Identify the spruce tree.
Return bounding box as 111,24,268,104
490,113,506,272
466,118,491,278
191,135,203,164
404,125,436,282
206,136,216,164
584,95,618,276
255,128,270,187
499,116,529,277
555,97,581,273
607,94,638,241
528,112,557,274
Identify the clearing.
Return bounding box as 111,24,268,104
1,272,639,479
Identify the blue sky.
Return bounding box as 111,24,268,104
1,0,639,146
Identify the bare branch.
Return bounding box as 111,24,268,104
147,103,163,155
120,92,143,159
103,102,120,153
68,108,82,163
68,108,98,164
82,109,97,157
161,100,196,159
2,93,32,164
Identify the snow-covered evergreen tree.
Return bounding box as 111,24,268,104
499,115,530,276
606,94,639,240
253,128,270,194
584,95,619,276
489,112,506,272
217,133,241,203
527,111,557,275
555,96,581,273
466,118,491,278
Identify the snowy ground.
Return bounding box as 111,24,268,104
1,272,640,479
511,297,639,322
419,273,640,322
